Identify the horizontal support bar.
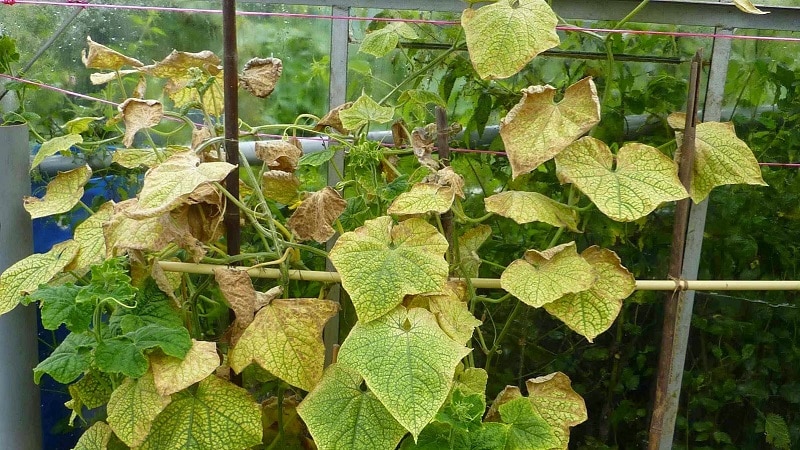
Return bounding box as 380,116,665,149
232,0,800,31
158,261,800,292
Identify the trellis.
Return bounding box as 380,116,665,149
2,1,800,449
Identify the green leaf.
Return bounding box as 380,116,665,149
72,421,113,450
30,283,93,332
229,299,339,391
34,331,96,384
544,247,635,342
138,376,263,450
109,280,184,334
500,78,600,179
400,422,470,450
329,216,449,322
31,134,83,171
298,148,336,167
126,152,235,219
765,413,792,450
64,117,102,135
360,22,419,57
297,364,408,450
151,340,220,396
338,94,394,131
436,388,485,430
398,89,447,108
338,306,471,438
473,397,560,450
0,240,80,315
689,122,767,203
485,191,579,231
462,0,559,80
525,372,587,448
71,201,115,271
501,242,595,308
388,183,457,216
75,258,137,306
95,325,191,378
107,371,171,447
456,225,492,279
555,137,688,222
24,165,92,219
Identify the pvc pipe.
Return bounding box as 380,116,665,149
0,124,42,450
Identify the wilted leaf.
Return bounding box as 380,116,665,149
119,98,164,148
24,165,92,219
339,94,394,131
428,166,465,198
315,102,352,134
239,57,282,98
360,22,419,57
104,199,202,259
73,421,113,450
169,71,225,116
501,242,595,308
500,78,601,178
138,376,262,450
0,240,80,315
31,134,82,171
329,216,448,322
526,372,587,448
112,146,190,169
733,0,769,14
229,298,339,391
338,306,471,438
82,36,143,70
462,0,559,80
141,50,221,79
411,123,439,170
298,363,408,450
287,187,347,243
254,140,302,172
90,70,139,86
457,225,492,279
556,137,689,221
388,183,456,216
262,170,300,204
544,247,634,342
485,191,579,231
107,371,171,447
151,340,220,396
214,268,255,345
70,201,115,271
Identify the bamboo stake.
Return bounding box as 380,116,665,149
157,262,800,292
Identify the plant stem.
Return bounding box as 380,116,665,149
484,299,523,374
613,0,650,30
379,46,458,105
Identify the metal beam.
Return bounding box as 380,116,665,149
233,0,800,31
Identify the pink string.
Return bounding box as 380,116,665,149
0,73,119,107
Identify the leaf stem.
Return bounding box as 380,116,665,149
484,299,523,373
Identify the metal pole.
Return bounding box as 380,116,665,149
0,124,42,450
222,0,241,257
323,5,349,365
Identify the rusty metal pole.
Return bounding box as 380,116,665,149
648,49,703,449
222,0,241,257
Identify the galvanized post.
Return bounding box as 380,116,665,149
0,124,42,450
323,5,349,364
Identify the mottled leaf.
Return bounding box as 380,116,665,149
71,201,115,271
31,133,82,171
360,22,419,57
409,281,481,345
338,306,471,438
151,340,220,396
500,78,600,178
388,183,456,216
72,421,113,450
500,242,595,308
240,57,282,98
104,199,193,256
544,247,634,342
254,140,302,172
111,146,190,169
287,187,347,243
297,364,408,450
214,268,255,345
526,372,587,448
118,98,163,148
485,191,579,231
329,216,449,322
556,137,688,221
81,36,143,70
24,165,92,219
456,225,492,279
262,170,300,204
339,94,394,131
107,371,171,447
138,376,262,450
462,0,559,80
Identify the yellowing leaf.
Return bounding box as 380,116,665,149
456,224,492,279
119,98,164,148
254,140,302,172
339,94,394,131
24,165,92,219
485,191,579,231
287,187,348,243
126,152,235,219
462,0,559,80
138,376,262,450
544,247,634,342
144,50,221,78
501,242,595,308
229,298,339,391
338,306,471,438
329,216,449,322
70,201,115,271
500,78,601,179
262,170,300,204
73,421,113,450
112,146,190,169
106,371,171,448
388,183,456,216
151,340,220,396
31,134,82,171
240,57,282,98
690,122,767,203
556,137,689,222
90,70,139,86
168,71,225,116
81,36,143,70
360,22,419,57
104,199,188,256
733,0,769,14
0,240,79,315
298,364,407,450
411,281,481,345
526,372,587,448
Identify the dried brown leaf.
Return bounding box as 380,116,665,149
240,57,283,98
314,102,353,134
254,140,303,172
214,268,256,345
287,187,347,243
119,98,164,148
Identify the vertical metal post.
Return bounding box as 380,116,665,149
222,0,241,257
650,26,734,449
323,5,349,364
0,124,42,450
